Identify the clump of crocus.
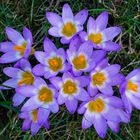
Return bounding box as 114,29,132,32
0,3,138,138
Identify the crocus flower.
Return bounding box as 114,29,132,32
50,72,90,114
80,12,121,51
120,68,140,114
1,59,36,106
46,3,88,44
0,27,34,63
78,93,130,138
33,37,70,79
67,37,106,76
17,78,59,116
19,108,50,135
88,59,124,96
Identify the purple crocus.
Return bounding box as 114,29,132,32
50,72,90,114
0,27,34,63
1,59,36,106
120,68,140,114
33,37,70,79
88,59,124,96
17,78,59,116
67,36,106,76
80,12,121,51
78,93,130,138
19,108,50,135
46,3,88,44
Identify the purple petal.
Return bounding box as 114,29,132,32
46,12,62,27
78,102,86,114
76,76,90,87
48,27,61,37
79,31,87,41
129,95,140,110
38,108,50,125
0,42,14,53
65,98,78,114
95,59,108,71
43,37,57,53
0,51,21,63
62,72,73,81
102,27,121,42
107,121,119,133
87,17,96,33
34,77,46,87
96,12,108,31
87,85,98,96
62,4,73,23
60,37,70,44
16,86,36,97
104,96,123,108
101,41,121,51
31,122,41,136
19,58,32,71
34,51,46,64
5,27,25,45
23,27,33,46
82,117,92,129
33,64,46,76
74,10,88,25
44,71,56,79
49,77,62,89
98,84,113,96
76,88,90,101
50,100,59,113
78,41,93,57
126,68,140,80
57,94,67,105
19,112,29,119
22,119,31,131
93,114,107,138
103,64,120,76
3,78,18,88
43,120,50,130
13,93,26,106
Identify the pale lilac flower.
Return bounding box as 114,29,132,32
80,12,121,51
46,4,88,44
50,72,90,114
120,68,140,114
0,27,34,63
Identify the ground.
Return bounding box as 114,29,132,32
0,0,140,140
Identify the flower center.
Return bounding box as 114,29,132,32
63,80,77,95
38,87,53,102
13,42,34,56
62,22,77,37
32,109,38,122
127,81,138,93
18,71,34,86
88,33,102,44
92,72,106,86
72,54,87,70
48,57,63,72
88,98,105,112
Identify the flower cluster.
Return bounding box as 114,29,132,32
0,3,139,138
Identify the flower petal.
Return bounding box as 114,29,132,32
0,42,14,53
74,10,88,25
50,100,59,113
13,93,26,106
31,122,41,136
33,64,46,76
107,121,119,133
82,117,92,129
87,17,96,34
78,102,86,114
49,77,62,89
6,27,25,45
98,84,113,96
34,51,46,64
60,37,70,44
65,98,78,114
57,94,67,105
76,76,90,87
22,119,31,131
48,27,60,37
3,78,18,88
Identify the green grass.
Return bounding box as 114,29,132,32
0,0,140,139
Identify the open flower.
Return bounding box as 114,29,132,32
78,94,130,138
80,12,121,51
120,68,140,114
0,27,34,63
1,59,36,106
50,72,90,114
19,108,50,135
33,37,70,79
88,59,124,96
46,3,88,44
17,78,59,116
67,37,106,76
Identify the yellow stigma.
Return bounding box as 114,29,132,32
32,109,38,122
62,22,77,37
38,87,53,102
92,72,106,86
127,81,138,93
48,57,63,72
18,71,34,86
72,54,87,70
88,98,105,112
13,42,35,56
63,80,77,95
88,33,102,44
